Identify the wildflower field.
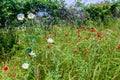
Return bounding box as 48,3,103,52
1,0,120,80
0,19,120,79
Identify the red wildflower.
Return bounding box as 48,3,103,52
97,33,102,38
13,74,17,79
85,50,89,54
73,50,78,53
49,32,52,34
65,33,68,37
76,29,80,34
52,42,54,44
85,36,89,40
90,27,96,32
117,44,120,50
3,66,9,73
47,45,50,49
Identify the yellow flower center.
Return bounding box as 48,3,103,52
30,15,33,18
20,16,23,19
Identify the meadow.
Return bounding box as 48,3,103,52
0,18,120,80
0,0,120,80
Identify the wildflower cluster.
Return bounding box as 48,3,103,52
17,13,36,70
2,20,120,79
17,13,35,20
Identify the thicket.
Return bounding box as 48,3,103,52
84,1,120,25
0,0,63,28
0,0,120,28
0,28,18,62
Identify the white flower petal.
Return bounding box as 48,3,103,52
47,38,54,43
29,51,36,57
22,63,29,69
28,13,35,19
17,13,25,20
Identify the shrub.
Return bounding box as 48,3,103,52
84,1,120,25
0,28,18,62
85,2,111,22
0,0,28,28
110,1,120,17
0,0,64,28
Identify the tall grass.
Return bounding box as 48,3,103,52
0,18,120,80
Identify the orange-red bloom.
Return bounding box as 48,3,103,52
49,32,52,34
65,33,68,37
76,29,80,34
3,66,9,73
97,33,102,38
117,44,120,50
73,50,78,53
13,74,17,78
85,36,89,40
85,50,89,54
47,45,50,49
90,27,96,32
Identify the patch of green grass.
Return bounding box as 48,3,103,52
1,19,120,80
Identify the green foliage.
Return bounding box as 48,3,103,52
84,1,120,25
0,0,29,28
85,2,111,22
1,0,120,28
27,67,35,80
0,0,65,28
0,28,18,62
110,1,120,17
1,18,120,79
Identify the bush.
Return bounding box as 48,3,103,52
85,2,111,22
110,1,120,17
0,0,28,28
84,1,120,25
0,28,18,62
0,0,64,28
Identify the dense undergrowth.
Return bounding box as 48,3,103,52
0,0,120,28
1,0,120,80
0,18,120,79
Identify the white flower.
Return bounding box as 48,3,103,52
28,13,35,19
29,51,36,57
93,38,95,40
47,38,54,44
22,63,29,69
17,13,25,20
